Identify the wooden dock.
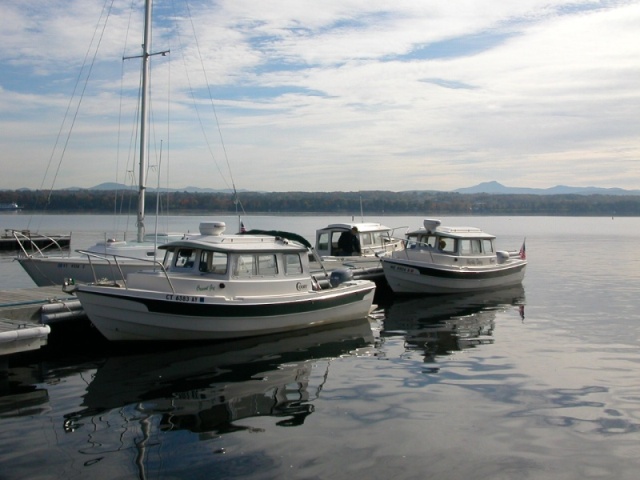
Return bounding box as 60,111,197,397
0,232,71,251
0,286,84,357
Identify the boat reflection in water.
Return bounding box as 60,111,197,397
381,286,526,368
65,318,375,436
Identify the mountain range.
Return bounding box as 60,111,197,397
11,181,640,195
453,181,640,196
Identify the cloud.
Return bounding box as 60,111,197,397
0,0,638,191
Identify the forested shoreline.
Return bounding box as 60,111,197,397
1,189,639,216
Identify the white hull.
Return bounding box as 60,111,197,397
17,256,153,287
76,281,375,341
381,258,526,294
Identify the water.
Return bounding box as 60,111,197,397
1,214,639,479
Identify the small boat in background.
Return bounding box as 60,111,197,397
313,221,405,285
381,218,526,294
0,202,20,211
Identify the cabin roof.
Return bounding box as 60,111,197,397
407,226,495,239
318,222,391,233
160,234,308,253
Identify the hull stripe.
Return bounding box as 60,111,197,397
383,259,526,280
81,287,373,318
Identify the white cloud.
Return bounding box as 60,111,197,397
0,0,638,191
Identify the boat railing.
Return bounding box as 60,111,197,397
388,226,409,238
75,249,176,293
10,229,71,258
390,237,437,262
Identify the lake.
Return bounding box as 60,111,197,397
1,213,639,479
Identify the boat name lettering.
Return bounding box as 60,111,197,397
466,259,483,266
57,263,85,269
196,284,215,292
296,282,309,291
165,294,203,303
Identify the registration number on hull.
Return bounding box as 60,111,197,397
166,294,204,303
388,264,419,275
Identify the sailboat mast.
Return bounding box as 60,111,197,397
137,0,153,243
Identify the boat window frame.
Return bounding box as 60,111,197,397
233,253,279,278
460,238,482,255
482,239,494,254
174,248,197,269
284,253,303,276
198,249,228,275
437,237,457,254
360,232,372,247
317,232,330,252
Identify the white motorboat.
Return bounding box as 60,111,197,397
381,219,526,294
71,221,376,341
313,222,405,284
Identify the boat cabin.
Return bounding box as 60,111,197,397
162,240,307,279
405,219,496,256
315,222,404,257
128,222,319,297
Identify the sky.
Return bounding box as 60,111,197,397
0,0,638,193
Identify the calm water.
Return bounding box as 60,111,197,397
1,214,639,479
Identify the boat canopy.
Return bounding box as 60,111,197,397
319,223,392,233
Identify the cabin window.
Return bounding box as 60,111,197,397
331,232,343,255
460,239,482,255
162,250,174,268
234,254,256,276
257,254,278,275
482,239,494,253
437,238,456,253
371,232,385,247
199,250,228,274
175,249,196,269
360,232,372,246
233,254,278,277
317,232,329,252
406,234,418,249
423,235,436,248
284,253,303,275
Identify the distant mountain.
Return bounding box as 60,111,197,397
86,183,237,193
455,181,640,196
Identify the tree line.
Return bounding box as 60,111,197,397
1,189,639,216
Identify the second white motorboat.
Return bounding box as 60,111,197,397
381,219,527,294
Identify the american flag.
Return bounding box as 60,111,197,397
519,240,526,260
240,221,246,233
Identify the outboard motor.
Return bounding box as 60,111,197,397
496,251,510,264
330,268,354,287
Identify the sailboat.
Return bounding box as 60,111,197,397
15,1,189,287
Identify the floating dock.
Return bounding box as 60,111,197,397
0,319,50,356
0,231,71,251
0,286,84,357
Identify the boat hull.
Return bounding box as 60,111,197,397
75,281,376,341
381,257,526,294
17,256,152,287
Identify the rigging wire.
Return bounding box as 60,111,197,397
174,0,247,219
30,0,117,230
